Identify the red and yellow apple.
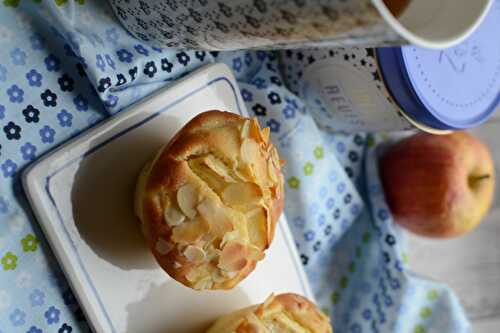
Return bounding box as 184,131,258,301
380,131,495,238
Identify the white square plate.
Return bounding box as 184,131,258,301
22,63,312,333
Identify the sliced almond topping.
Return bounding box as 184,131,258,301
197,198,234,238
218,241,249,272
184,245,206,263
155,238,173,255
267,158,278,183
177,183,199,219
246,208,268,250
193,278,213,290
212,270,227,283
249,119,263,143
241,119,250,139
164,205,186,227
247,244,265,261
240,138,261,165
203,155,236,182
185,267,204,283
222,182,262,209
261,127,270,144
171,217,210,244
173,261,182,269
224,270,238,279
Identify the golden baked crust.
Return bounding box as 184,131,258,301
135,110,285,290
206,293,333,333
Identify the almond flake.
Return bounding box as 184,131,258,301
164,205,186,227
222,182,262,209
218,242,249,272
203,155,236,182
241,119,250,139
197,199,234,238
177,184,199,219
184,245,206,263
240,138,260,165
155,238,173,255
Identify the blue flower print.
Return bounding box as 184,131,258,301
232,57,242,72
293,216,305,228
97,77,112,93
268,92,281,105
252,103,266,116
58,73,74,92
116,49,133,63
0,104,4,120
7,85,24,103
195,51,206,61
152,46,163,53
251,77,267,89
10,308,26,326
10,48,26,66
176,52,190,66
23,105,40,123
27,327,43,333
350,323,362,333
336,141,346,153
362,309,372,320
57,109,73,127
41,89,57,107
0,64,6,81
26,69,43,87
0,197,8,214
44,54,61,72
40,125,56,144
317,214,326,226
349,203,360,216
256,50,266,61
241,89,253,102
106,28,119,45
104,95,118,108
134,44,149,56
143,61,157,78
377,208,389,221
304,230,315,241
105,54,116,70
30,33,44,50
244,52,253,66
161,58,173,72
96,54,105,72
59,323,73,333
283,105,296,119
45,306,60,325
116,73,127,86
30,288,45,306
266,119,280,133
73,94,88,111
336,182,346,194
326,198,335,209
4,121,21,140
21,142,37,161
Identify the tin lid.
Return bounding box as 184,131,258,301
377,1,500,130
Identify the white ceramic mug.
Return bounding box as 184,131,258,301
108,0,493,50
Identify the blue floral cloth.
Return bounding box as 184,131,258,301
0,1,470,333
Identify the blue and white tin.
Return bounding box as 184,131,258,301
282,0,500,133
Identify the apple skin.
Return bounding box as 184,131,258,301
380,131,495,238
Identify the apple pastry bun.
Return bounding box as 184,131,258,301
206,293,333,333
134,110,285,290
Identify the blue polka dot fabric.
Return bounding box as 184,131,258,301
0,1,470,333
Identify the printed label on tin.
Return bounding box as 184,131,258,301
302,56,411,132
